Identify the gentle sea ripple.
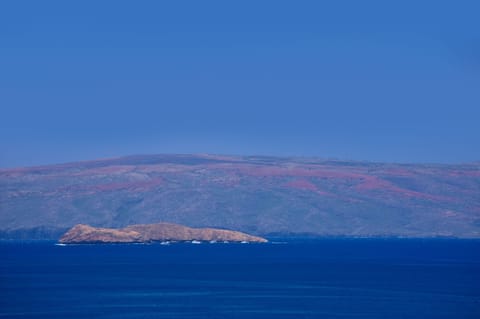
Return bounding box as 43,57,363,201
1,239,479,318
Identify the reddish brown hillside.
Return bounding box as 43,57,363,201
1,154,480,238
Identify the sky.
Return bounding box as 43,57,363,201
1,1,479,167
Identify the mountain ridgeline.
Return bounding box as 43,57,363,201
1,154,480,239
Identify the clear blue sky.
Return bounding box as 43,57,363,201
1,1,479,167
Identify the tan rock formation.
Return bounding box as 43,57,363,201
59,222,268,244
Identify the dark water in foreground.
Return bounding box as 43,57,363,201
1,239,479,318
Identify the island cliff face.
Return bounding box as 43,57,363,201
59,223,268,244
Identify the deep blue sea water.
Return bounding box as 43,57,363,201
1,239,479,318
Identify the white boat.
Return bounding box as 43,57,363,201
191,240,201,244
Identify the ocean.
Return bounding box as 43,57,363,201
1,239,479,318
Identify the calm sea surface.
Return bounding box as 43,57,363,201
1,239,479,318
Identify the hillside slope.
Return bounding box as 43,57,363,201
1,154,479,238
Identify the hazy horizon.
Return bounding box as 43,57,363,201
2,152,480,169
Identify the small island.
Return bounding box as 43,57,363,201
59,223,268,244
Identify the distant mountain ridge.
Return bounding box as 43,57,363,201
1,154,480,239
